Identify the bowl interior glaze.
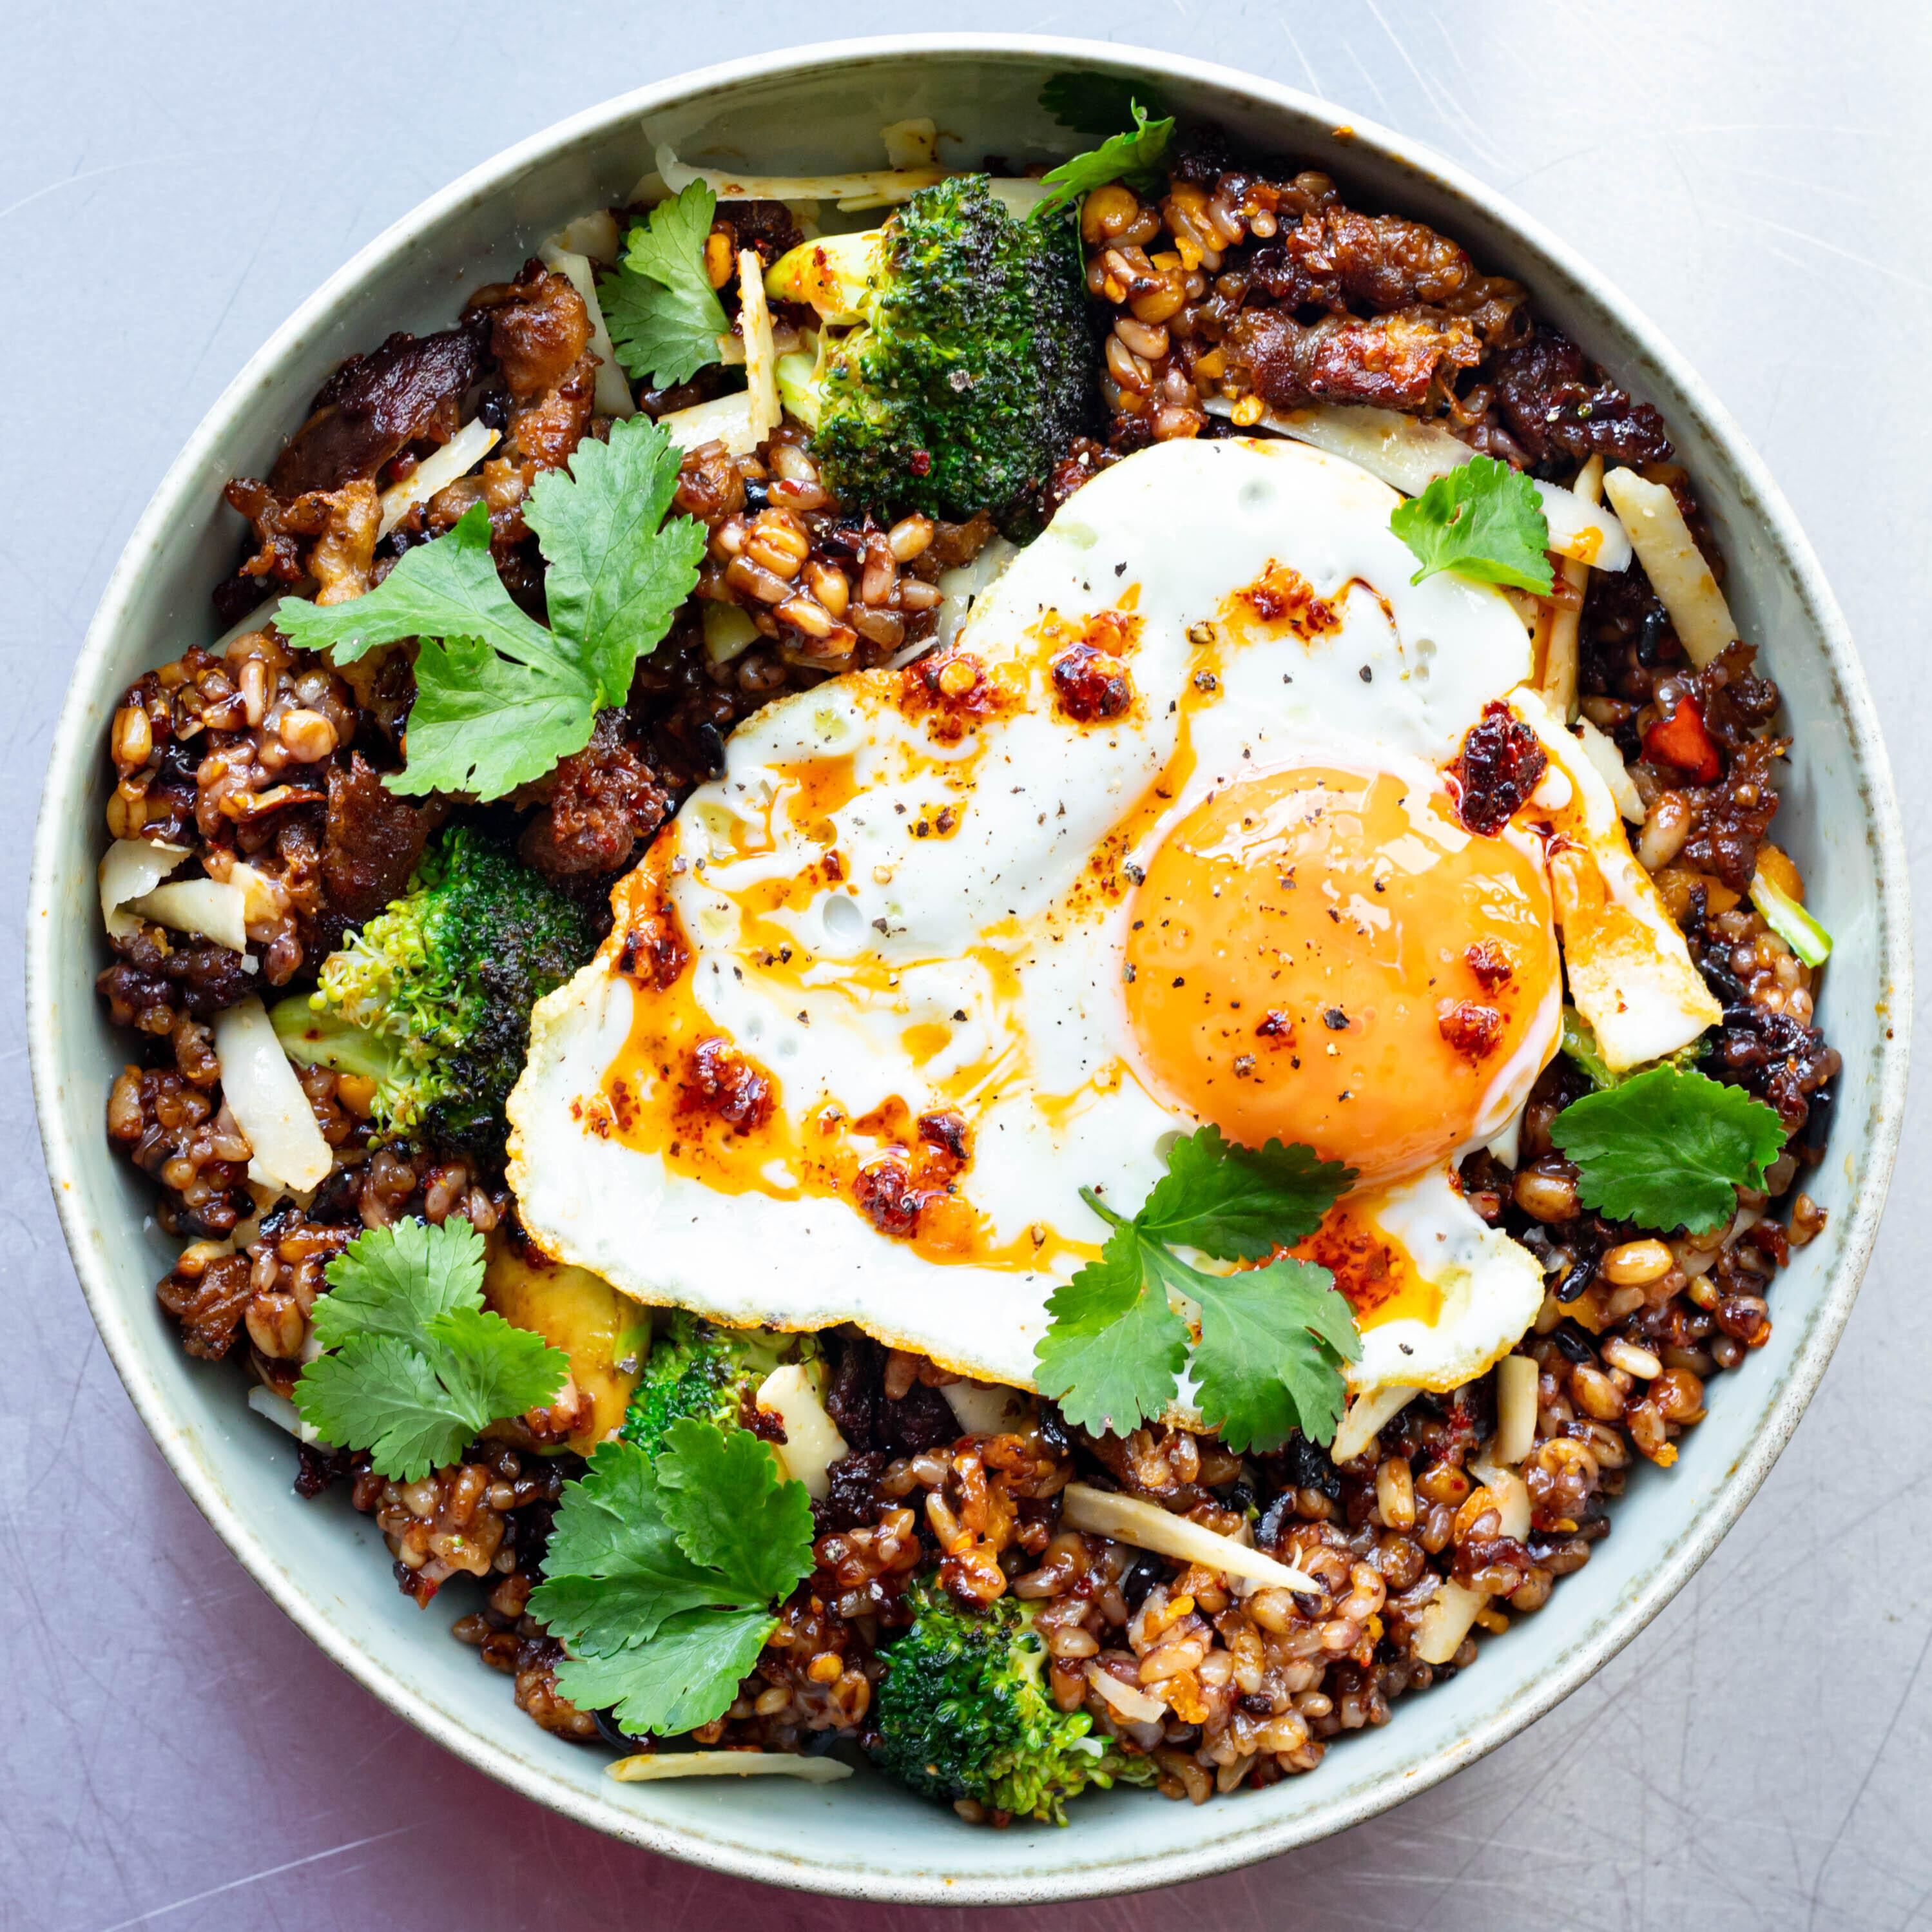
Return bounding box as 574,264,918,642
26,35,1909,1905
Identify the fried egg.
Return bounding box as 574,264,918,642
510,437,1668,1406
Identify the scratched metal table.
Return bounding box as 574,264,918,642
5,3,1927,1926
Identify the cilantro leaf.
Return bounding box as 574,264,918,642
307,1213,484,1351
525,421,704,704
1034,1134,1360,1453
531,1442,749,1653
1139,1125,1354,1261
652,1415,817,1604
291,1219,570,1482
601,181,729,388
1176,1252,1362,1454
1033,100,1175,220
1389,454,1554,595
271,417,704,802
1035,1222,1190,1436
554,1607,778,1737
1550,1065,1787,1234
531,1422,816,1739
275,500,561,673
1039,72,1170,138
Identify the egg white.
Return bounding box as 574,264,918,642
510,438,1561,1398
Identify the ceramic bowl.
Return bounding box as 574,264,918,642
26,34,1911,1905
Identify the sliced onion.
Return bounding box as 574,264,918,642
99,837,189,940
933,536,1019,652
1574,716,1645,824
940,1380,1031,1436
541,243,637,420
1329,1384,1416,1466
880,117,938,168
755,1363,847,1500
1086,1666,1169,1725
608,1750,852,1783
212,996,333,1193
128,876,249,952
1060,1483,1318,1592
376,417,500,539
555,208,621,265
1600,467,1736,668
659,389,762,459
702,602,761,665
1411,1579,1485,1665
652,142,1048,218
247,1383,323,1445
737,250,781,448
1203,398,1632,573
1493,1354,1540,1465
1467,1454,1533,1540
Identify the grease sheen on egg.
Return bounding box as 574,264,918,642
508,437,1558,1399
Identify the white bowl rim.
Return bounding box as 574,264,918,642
26,30,1913,1906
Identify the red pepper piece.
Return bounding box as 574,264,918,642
1644,693,1721,783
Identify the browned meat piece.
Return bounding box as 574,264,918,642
508,353,597,471
1691,640,1781,752
320,752,440,926
713,198,804,266
1226,306,1483,412
1682,734,1785,892
1491,326,1672,469
1248,208,1476,313
516,710,672,877
97,922,254,1032
308,479,381,604
268,329,481,498
464,260,592,400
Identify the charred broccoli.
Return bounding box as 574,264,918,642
271,827,598,1164
767,176,1095,534
870,1578,1154,1822
619,1311,822,1456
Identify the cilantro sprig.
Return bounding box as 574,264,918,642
1389,454,1554,596
274,416,704,800
292,1219,570,1482
1032,99,1175,221
1550,1065,1786,1235
1034,1127,1358,1452
1039,72,1170,139
529,1419,815,1737
601,181,730,389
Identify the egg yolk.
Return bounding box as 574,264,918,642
1123,765,1558,1182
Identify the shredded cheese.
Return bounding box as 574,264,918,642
1467,1454,1532,1540
880,117,939,168
657,389,762,458
1600,467,1737,668
608,1750,852,1784
1060,1483,1319,1592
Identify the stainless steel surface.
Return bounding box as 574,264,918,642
5,3,1926,1926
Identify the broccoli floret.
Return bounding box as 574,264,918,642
870,1578,1155,1823
271,826,598,1165
768,177,1096,534
620,1311,821,1456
